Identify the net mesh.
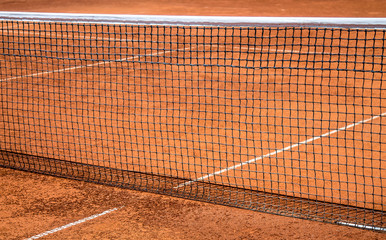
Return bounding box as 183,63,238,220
0,17,385,230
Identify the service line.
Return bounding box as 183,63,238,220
1,29,132,42
25,206,124,240
175,111,386,188
0,46,192,82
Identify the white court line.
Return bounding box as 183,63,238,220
175,111,386,188
25,206,123,240
2,29,131,42
0,46,192,82
2,30,327,55
238,46,324,55
336,221,386,232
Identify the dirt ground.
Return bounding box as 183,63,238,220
0,0,385,239
1,167,385,240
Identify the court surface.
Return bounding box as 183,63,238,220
0,1,385,239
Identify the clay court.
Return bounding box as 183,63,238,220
0,0,385,239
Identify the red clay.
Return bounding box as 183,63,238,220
1,168,385,240
0,1,385,239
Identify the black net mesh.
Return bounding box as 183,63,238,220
0,20,385,230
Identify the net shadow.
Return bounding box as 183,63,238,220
1,149,384,230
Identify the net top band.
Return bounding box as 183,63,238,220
1,11,386,28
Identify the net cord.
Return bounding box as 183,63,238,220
0,11,386,28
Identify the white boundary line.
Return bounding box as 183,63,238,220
0,46,191,82
175,111,386,188
238,46,324,55
0,29,349,55
336,221,386,232
0,30,319,52
240,46,300,54
25,206,123,240
0,29,324,55
1,29,131,42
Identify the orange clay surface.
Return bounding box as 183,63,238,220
1,167,385,240
0,0,385,239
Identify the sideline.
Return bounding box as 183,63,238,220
25,206,124,240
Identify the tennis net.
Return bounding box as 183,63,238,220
0,12,385,230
